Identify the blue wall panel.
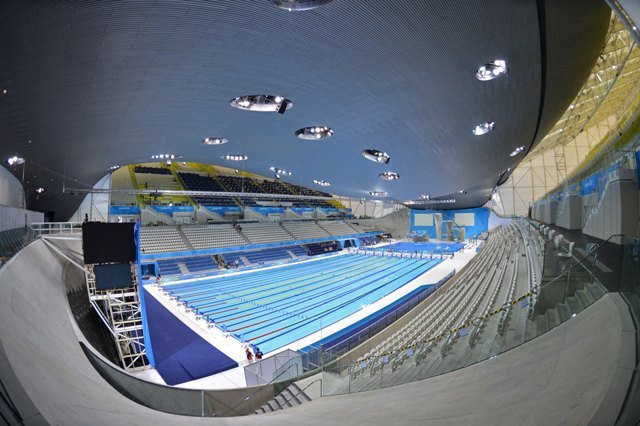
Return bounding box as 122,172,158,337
410,207,489,239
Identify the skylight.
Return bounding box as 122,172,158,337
473,121,495,135
221,154,248,161
510,146,525,157
476,60,508,81
230,95,292,113
6,156,24,166
362,149,390,164
269,166,292,176
269,0,334,11
202,137,228,145
378,172,399,180
296,126,334,140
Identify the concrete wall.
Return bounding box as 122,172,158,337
0,165,24,209
543,200,558,224
0,205,44,232
365,208,410,238
555,195,582,230
583,169,639,243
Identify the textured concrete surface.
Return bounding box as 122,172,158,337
0,239,633,425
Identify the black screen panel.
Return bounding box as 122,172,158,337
94,263,134,290
82,222,136,264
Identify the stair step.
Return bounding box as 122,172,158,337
575,288,594,308
586,282,606,299
546,308,561,329
536,314,549,334
555,302,571,322
566,296,582,314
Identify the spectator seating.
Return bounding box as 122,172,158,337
318,221,360,236
239,222,294,244
304,240,340,256
134,166,172,175
157,259,181,276
140,227,189,253
181,224,246,250
336,223,544,392
282,221,331,239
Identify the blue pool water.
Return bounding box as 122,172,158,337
164,254,442,353
367,241,465,253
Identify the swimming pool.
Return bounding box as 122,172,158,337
367,241,465,253
164,254,442,352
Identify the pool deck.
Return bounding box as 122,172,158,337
136,239,480,389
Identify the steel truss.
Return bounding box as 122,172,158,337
85,263,149,370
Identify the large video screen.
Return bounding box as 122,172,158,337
94,263,134,290
82,223,136,264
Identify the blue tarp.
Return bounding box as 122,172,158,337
143,288,238,385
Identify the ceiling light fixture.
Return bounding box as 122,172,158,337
476,59,508,81
269,0,334,11
109,165,120,171
510,146,525,157
369,190,387,197
202,137,228,145
221,154,248,161
269,166,292,176
362,149,390,164
313,179,331,187
35,187,46,194
424,198,456,204
295,126,334,140
230,95,292,113
151,154,176,160
420,194,430,200
569,104,575,110
378,172,400,180
473,121,495,135
6,155,24,166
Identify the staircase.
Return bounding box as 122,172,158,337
254,383,312,414
176,226,194,250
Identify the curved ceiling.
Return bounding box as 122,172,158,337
0,0,610,219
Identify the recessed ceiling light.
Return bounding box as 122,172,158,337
378,172,400,180
229,95,292,113
473,121,495,135
369,190,387,197
221,154,248,161
2,89,7,94
35,187,46,194
313,179,331,187
269,166,292,176
510,146,525,157
476,59,508,81
202,137,228,145
362,149,390,164
151,154,177,160
6,155,24,165
296,126,334,140
269,0,334,11
424,198,456,204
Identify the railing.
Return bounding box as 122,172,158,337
0,226,38,260
30,222,83,235
318,230,621,397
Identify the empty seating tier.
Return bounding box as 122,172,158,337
140,226,188,253
239,222,294,244
181,224,246,250
282,221,331,239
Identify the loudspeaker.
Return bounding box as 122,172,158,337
277,101,288,114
